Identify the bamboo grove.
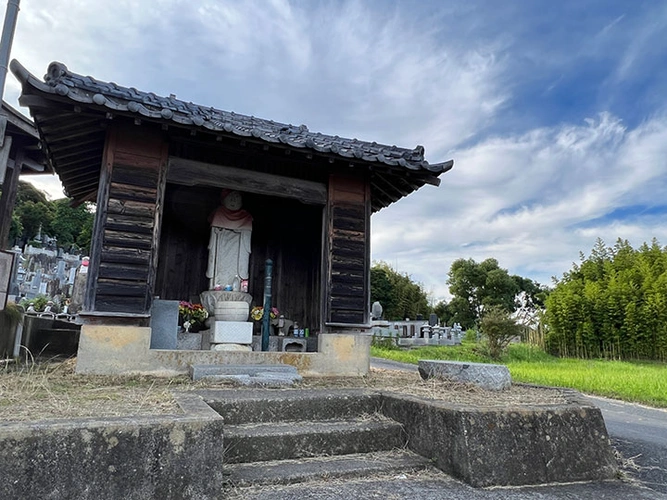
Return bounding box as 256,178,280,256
545,238,667,361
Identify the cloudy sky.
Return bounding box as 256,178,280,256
4,0,667,301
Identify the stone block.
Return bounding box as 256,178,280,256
189,363,299,381
149,299,179,349
418,359,511,391
177,331,202,350
281,338,307,352
211,321,252,344
210,343,252,352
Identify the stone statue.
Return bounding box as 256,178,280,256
206,190,253,290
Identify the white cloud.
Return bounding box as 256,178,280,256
372,112,667,299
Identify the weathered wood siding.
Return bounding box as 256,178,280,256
325,174,370,325
85,124,168,314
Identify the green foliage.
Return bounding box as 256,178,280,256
479,306,521,359
16,180,48,205
371,335,399,350
9,212,23,242
15,200,53,241
19,295,49,312
545,238,667,361
370,262,430,320
48,198,94,250
462,328,478,343
11,181,94,251
445,257,545,329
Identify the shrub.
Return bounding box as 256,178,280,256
479,306,521,359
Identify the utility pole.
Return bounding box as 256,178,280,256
0,0,20,186
0,0,20,102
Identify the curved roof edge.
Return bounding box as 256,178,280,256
11,59,453,175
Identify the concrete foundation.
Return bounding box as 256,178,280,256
76,325,371,377
0,393,224,500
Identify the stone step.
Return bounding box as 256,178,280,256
224,450,430,487
224,416,406,463
189,364,302,386
201,389,382,424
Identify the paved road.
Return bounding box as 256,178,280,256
370,357,667,496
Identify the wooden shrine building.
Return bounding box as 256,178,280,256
10,60,452,375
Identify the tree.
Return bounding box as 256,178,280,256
11,181,94,251
370,262,430,320
446,258,519,328
15,200,53,242
48,198,94,250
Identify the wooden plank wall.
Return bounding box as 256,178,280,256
247,196,322,332
326,174,370,325
85,124,168,314
154,184,216,302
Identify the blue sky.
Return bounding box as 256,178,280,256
5,0,667,301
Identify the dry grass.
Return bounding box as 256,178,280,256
301,368,568,407
0,357,567,423
0,357,185,421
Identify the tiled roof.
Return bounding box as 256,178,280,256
15,61,451,174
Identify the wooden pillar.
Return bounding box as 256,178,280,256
0,146,21,250
323,173,371,329
84,123,168,314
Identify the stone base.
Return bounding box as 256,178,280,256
418,359,511,391
211,343,252,352
251,335,309,352
189,363,302,386
76,326,371,377
177,331,202,350
211,321,252,344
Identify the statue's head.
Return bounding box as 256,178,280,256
223,190,242,210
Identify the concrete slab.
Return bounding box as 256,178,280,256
418,359,511,391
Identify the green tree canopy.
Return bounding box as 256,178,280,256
370,262,430,321
10,181,94,252
445,257,546,329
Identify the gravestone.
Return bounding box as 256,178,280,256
149,299,179,349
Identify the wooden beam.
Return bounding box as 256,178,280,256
0,151,21,249
167,156,327,205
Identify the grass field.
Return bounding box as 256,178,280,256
371,343,667,408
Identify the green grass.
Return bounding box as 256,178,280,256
371,343,667,408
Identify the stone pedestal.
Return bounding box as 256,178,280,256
211,321,253,344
